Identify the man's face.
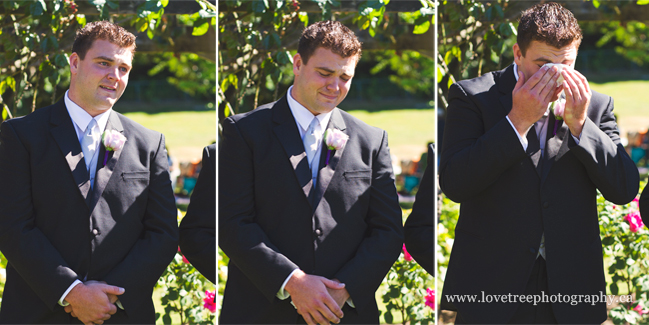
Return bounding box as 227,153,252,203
69,39,133,116
291,47,357,116
513,40,578,102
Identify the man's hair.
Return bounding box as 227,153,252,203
517,2,582,56
297,20,362,64
72,21,136,59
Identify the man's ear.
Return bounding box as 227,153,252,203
69,53,80,75
293,53,303,77
512,43,523,66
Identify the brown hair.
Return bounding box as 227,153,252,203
297,20,362,64
517,2,582,56
72,21,136,59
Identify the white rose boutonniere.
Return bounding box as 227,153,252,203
102,130,126,166
324,128,348,165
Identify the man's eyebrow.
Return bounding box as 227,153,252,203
533,57,553,63
316,67,335,73
94,56,114,62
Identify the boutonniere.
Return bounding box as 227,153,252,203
324,128,349,165
102,130,126,166
551,100,565,136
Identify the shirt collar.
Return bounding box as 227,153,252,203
65,90,112,133
286,85,333,132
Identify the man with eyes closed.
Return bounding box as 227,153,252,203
0,21,178,324
219,20,403,325
436,3,638,324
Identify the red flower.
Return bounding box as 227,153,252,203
203,290,216,313
425,288,435,310
402,244,412,262
625,211,645,233
634,303,649,315
178,247,190,264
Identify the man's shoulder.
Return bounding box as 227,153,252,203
1,102,59,131
454,69,503,95
224,99,282,130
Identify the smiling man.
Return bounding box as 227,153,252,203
438,3,638,324
0,21,178,324
219,21,403,325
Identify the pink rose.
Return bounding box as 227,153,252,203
553,101,565,120
402,244,412,262
177,247,190,264
325,128,349,151
203,290,216,313
102,130,126,151
425,288,435,310
625,211,645,233
634,303,649,315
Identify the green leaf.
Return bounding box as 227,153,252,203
55,53,69,67
30,0,46,16
2,106,8,120
160,0,169,6
162,314,172,325
611,282,619,295
384,310,393,324
413,20,430,34
593,0,601,8
192,21,210,36
637,0,649,5
76,15,87,26
252,0,267,13
5,76,15,92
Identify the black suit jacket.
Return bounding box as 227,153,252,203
179,144,216,283
404,143,436,275
0,100,179,324
219,95,403,324
439,65,639,324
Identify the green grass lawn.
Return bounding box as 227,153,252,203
120,110,216,162
589,79,649,118
346,108,435,161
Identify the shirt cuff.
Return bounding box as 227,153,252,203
59,280,82,306
506,116,530,151
277,269,300,300
571,132,581,144
346,298,355,308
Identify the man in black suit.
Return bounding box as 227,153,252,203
219,21,403,324
439,3,638,324
179,144,216,284
0,21,178,324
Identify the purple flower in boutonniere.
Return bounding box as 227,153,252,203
324,128,348,166
102,130,126,166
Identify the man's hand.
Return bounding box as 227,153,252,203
63,281,124,325
561,68,591,137
285,270,345,325
509,65,562,136
327,279,350,308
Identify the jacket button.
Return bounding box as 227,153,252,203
314,229,322,236
92,229,99,236
543,202,550,209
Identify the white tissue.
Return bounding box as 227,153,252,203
542,63,568,86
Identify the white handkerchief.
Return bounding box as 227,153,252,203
542,63,569,86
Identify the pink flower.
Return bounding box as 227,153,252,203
203,290,216,313
402,244,412,262
625,211,645,233
177,247,190,264
634,303,649,315
325,128,349,151
553,101,565,120
425,288,435,310
102,130,126,151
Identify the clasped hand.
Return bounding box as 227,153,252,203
509,64,591,138
285,270,350,325
63,280,125,325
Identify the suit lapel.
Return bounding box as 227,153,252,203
272,96,314,202
89,111,124,212
49,100,92,207
310,108,347,211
